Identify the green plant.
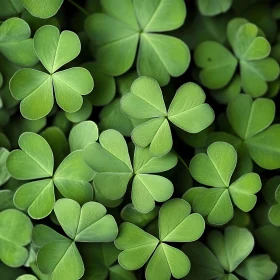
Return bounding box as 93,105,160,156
1,1,280,279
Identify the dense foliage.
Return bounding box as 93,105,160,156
1,0,280,280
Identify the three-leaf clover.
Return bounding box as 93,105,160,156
6,132,95,219
85,0,190,85
209,94,280,170
195,18,280,97
186,141,261,225
183,226,275,280
83,129,177,213
0,209,33,267
121,76,215,156
33,198,118,280
10,25,94,120
0,18,38,67
115,199,205,280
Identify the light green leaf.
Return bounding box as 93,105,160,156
10,69,53,120
37,240,84,280
0,209,32,267
6,132,54,180
121,76,167,119
159,198,205,242
83,129,133,200
0,148,10,186
16,275,38,280
132,174,173,213
34,25,80,73
190,142,237,188
207,226,254,272
22,0,64,18
138,34,190,85
115,222,159,270
229,173,261,212
13,179,55,219
53,150,94,204
198,0,232,16
168,82,215,133
227,94,275,140
54,198,118,242
52,67,94,113
194,41,238,89
69,121,99,152
246,124,280,169
236,254,277,280
145,243,190,280
268,204,280,226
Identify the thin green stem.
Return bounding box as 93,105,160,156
173,149,189,170
68,0,90,16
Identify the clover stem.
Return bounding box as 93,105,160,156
68,0,90,16
172,149,189,170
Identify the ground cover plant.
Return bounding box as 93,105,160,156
2,0,280,279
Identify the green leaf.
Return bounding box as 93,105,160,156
37,240,84,280
0,18,38,66
53,150,94,204
13,179,55,219
34,25,80,74
190,142,237,188
182,241,224,280
16,275,38,280
54,198,118,242
194,41,238,89
109,264,136,280
121,203,159,228
168,82,215,133
227,94,275,140
132,174,173,213
198,0,233,16
69,121,99,152
145,243,190,280
268,204,280,226
115,222,159,270
0,209,32,267
235,254,277,280
83,129,133,200
10,69,53,120
121,76,167,119
0,0,24,20
22,0,64,18
246,124,280,169
0,148,10,186
137,34,190,85
6,132,54,180
159,199,205,242
193,188,234,225
83,62,116,106
52,67,94,113
207,226,254,272
229,173,261,212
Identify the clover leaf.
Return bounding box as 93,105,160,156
0,147,10,186
33,198,118,280
121,76,215,156
10,25,94,120
0,18,38,67
197,0,233,16
83,129,177,213
6,132,94,219
115,199,205,280
85,0,190,85
0,209,33,267
21,0,64,19
195,18,280,97
187,141,261,225
210,94,280,170
183,226,256,280
0,0,24,19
